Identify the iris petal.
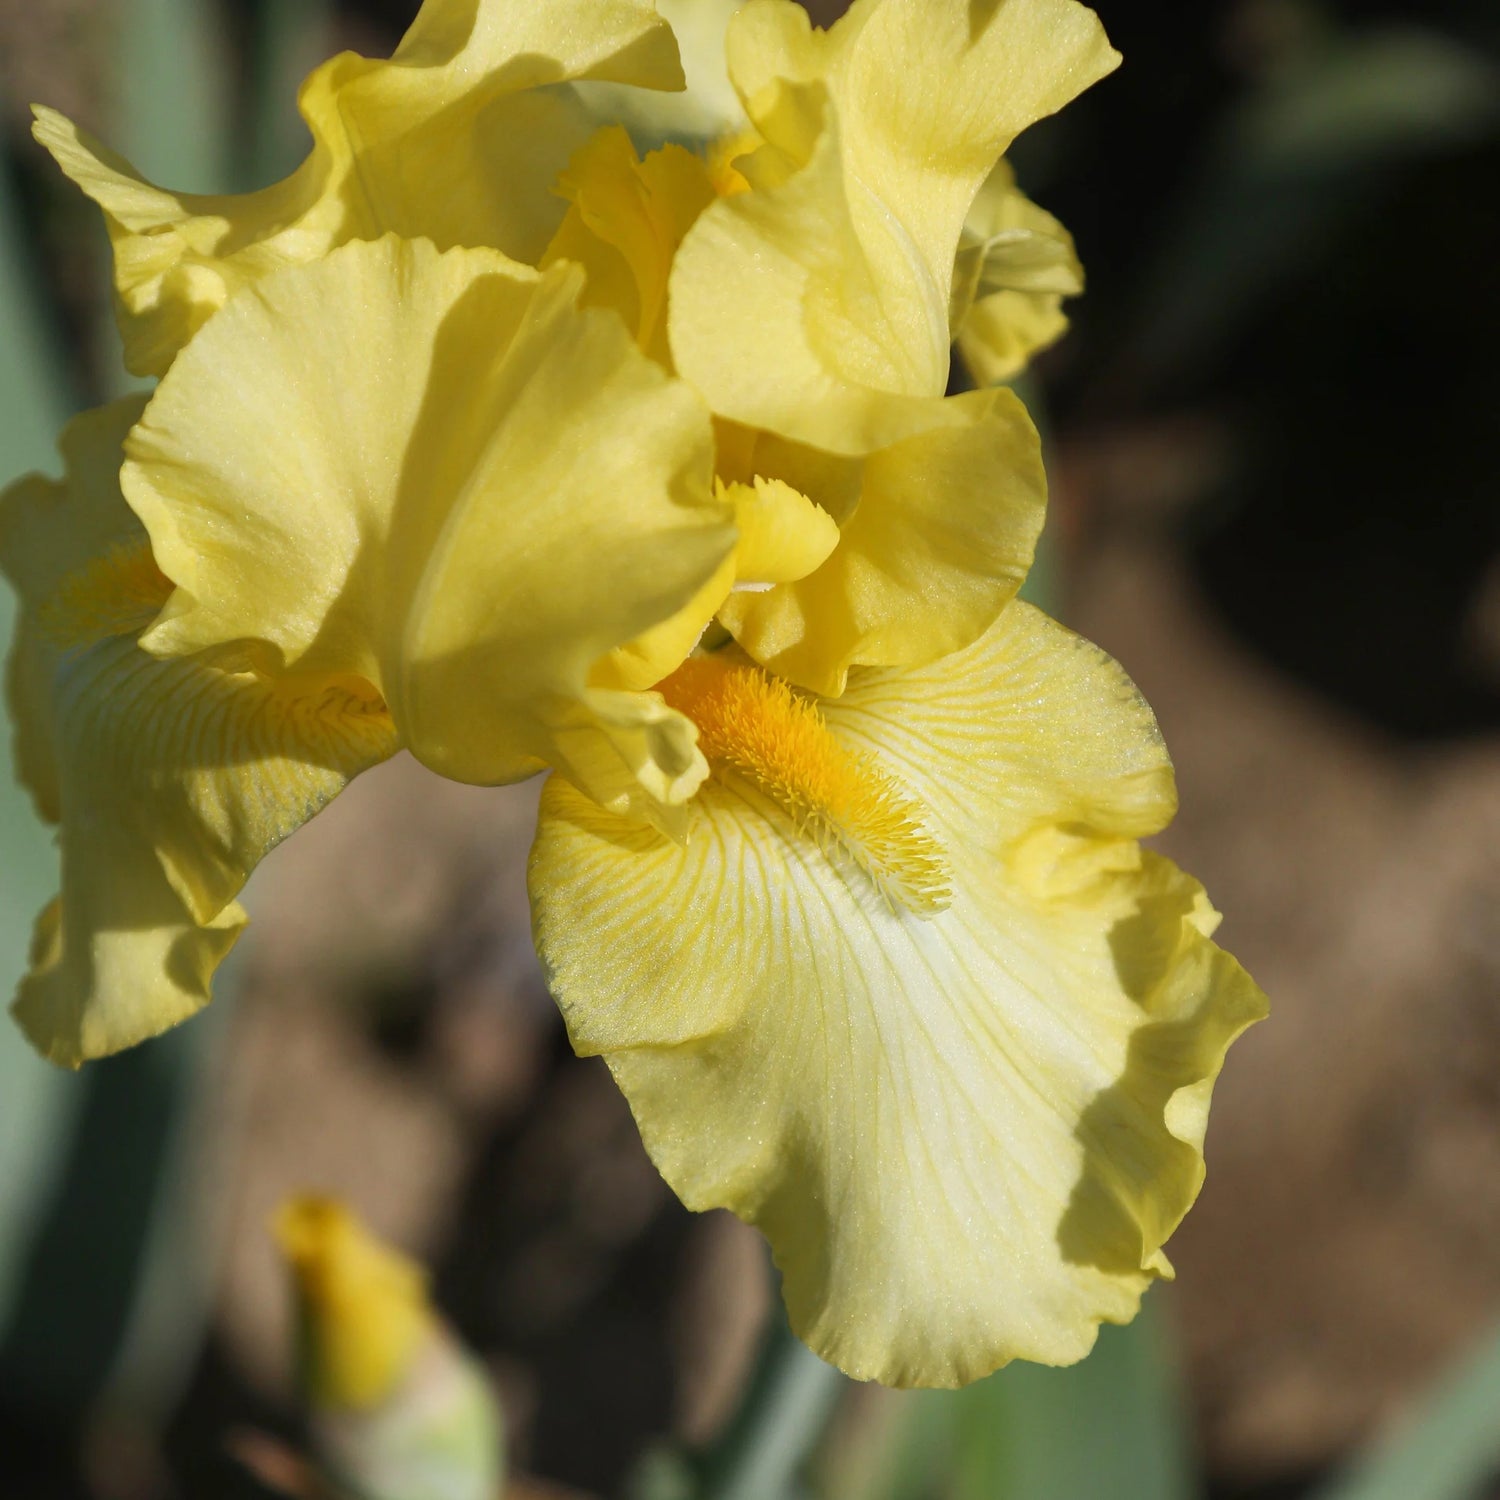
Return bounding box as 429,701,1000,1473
951,161,1085,386
33,0,685,375
123,235,731,823
1,401,396,1067
669,0,1119,452
717,387,1046,695
530,603,1266,1385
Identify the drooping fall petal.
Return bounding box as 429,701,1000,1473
0,401,397,1067
530,604,1267,1386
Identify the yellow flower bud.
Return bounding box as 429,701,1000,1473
275,1197,432,1413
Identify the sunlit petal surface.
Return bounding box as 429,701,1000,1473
669,0,1119,452
33,0,684,374
531,604,1267,1386
123,235,732,823
0,401,396,1066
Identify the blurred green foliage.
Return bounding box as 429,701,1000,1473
0,0,329,1463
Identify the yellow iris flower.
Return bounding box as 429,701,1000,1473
531,608,1267,1386
8,0,1270,1391
37,0,1098,696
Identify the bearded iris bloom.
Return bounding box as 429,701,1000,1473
7,0,1269,1390
36,0,1094,694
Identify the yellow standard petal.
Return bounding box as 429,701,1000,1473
530,604,1267,1386
542,125,718,368
715,386,1046,695
33,0,684,375
121,235,732,826
577,0,751,147
951,161,1085,386
1,401,396,1067
669,0,1119,452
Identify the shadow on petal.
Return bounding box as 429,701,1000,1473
1056,856,1267,1279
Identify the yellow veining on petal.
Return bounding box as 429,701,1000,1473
41,539,171,648
658,654,949,915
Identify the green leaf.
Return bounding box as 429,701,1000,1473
954,1298,1195,1500
823,1294,1195,1500
1310,1318,1500,1500
0,81,79,1333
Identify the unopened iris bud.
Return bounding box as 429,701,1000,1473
275,1196,503,1500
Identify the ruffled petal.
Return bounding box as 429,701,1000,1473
123,235,732,822
727,476,839,586
0,403,397,1067
591,473,836,693
33,0,684,375
716,386,1046,695
542,126,718,367
530,603,1266,1386
669,0,1118,451
951,161,1084,385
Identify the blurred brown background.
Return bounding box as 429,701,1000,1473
0,0,1497,1496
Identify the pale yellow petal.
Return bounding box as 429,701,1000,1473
542,127,717,367
577,0,750,146
530,604,1266,1386
542,686,709,838
123,236,730,820
0,405,396,1067
591,554,737,693
34,0,683,374
727,476,839,586
717,387,1046,694
3,399,152,823
590,473,838,694
670,0,1118,450
951,161,1084,385
671,83,956,454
